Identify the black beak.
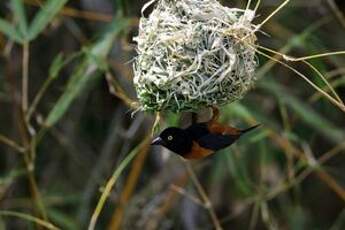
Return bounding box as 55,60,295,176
151,137,163,145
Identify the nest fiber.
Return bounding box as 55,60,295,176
134,0,258,112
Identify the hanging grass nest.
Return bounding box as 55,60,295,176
133,0,258,112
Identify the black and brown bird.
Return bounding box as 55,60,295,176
151,107,260,159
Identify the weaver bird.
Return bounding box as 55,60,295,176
151,107,260,159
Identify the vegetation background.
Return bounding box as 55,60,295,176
0,0,345,229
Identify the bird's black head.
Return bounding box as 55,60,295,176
151,127,193,155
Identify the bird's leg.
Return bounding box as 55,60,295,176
210,106,220,122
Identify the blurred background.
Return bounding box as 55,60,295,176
0,0,345,229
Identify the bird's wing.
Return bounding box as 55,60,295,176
197,133,239,151
185,122,210,139
207,122,241,136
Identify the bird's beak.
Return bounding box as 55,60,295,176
151,137,163,145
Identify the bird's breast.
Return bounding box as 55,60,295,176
182,141,214,159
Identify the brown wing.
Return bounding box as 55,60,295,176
207,106,241,135
207,121,241,136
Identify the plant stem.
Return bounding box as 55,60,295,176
20,41,48,223
184,161,223,230
0,134,25,153
22,42,29,113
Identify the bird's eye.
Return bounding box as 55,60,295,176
167,135,173,141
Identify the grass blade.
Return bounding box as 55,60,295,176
44,18,129,127
11,0,28,38
260,80,345,143
0,18,23,43
88,135,151,230
0,210,59,230
28,0,69,40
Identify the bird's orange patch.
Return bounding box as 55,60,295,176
183,141,214,159
207,121,240,136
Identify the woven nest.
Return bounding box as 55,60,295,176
133,0,258,112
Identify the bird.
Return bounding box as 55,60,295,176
151,107,260,159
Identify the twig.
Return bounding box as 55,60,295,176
146,173,189,229
221,140,345,224
184,161,223,230
20,40,48,223
282,51,345,62
302,60,343,105
256,0,290,30
268,131,345,202
26,75,54,121
0,134,25,153
24,0,113,22
107,138,151,230
88,135,151,230
255,46,345,113
170,184,204,207
240,0,290,42
26,52,83,121
249,202,260,230
22,42,29,113
105,72,139,109
0,210,59,230
256,17,331,78
326,0,345,30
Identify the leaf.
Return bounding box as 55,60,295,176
11,0,28,39
48,209,78,230
28,0,69,40
88,136,151,230
49,53,65,79
0,218,5,230
0,168,26,186
259,80,345,144
44,61,95,127
49,52,84,80
44,18,130,127
0,18,23,43
225,151,253,196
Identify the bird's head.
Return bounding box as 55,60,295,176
151,127,192,155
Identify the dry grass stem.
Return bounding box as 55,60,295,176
23,0,113,22
326,0,345,29
22,42,29,113
0,210,59,230
184,161,223,230
255,45,345,113
88,135,151,230
0,134,25,153
107,138,151,230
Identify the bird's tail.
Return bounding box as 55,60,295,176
240,124,261,134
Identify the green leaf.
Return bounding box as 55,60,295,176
28,0,69,40
49,52,83,79
259,80,345,144
49,53,65,79
225,151,253,196
88,136,150,230
0,217,5,230
44,61,96,127
0,168,26,186
11,0,28,39
45,18,130,127
0,18,23,43
48,209,78,230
